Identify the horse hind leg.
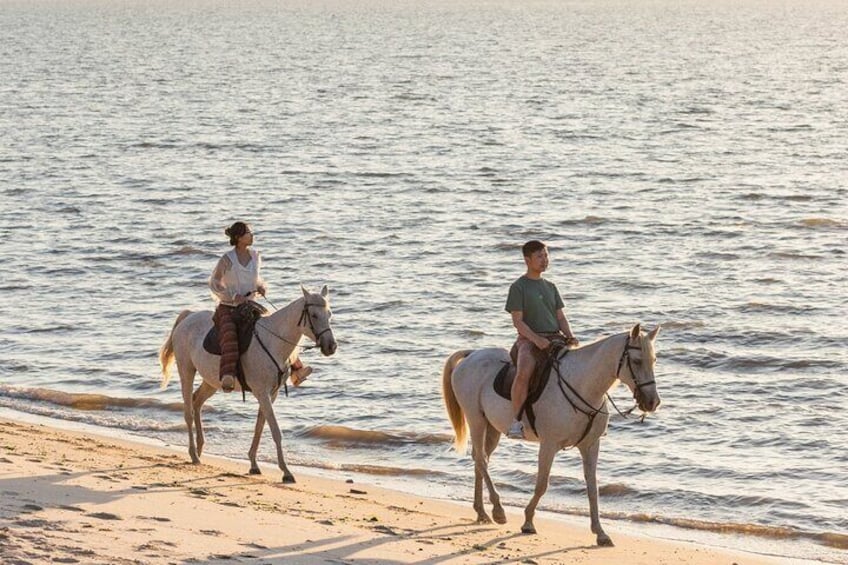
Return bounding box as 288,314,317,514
469,416,502,524
178,362,201,464
484,422,507,524
248,406,266,475
191,381,216,458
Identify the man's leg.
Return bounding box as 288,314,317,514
508,339,537,438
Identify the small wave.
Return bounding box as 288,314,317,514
799,218,844,229
308,460,443,478
660,320,705,331
0,385,187,413
767,124,813,132
607,512,848,550
14,324,76,334
768,251,823,261
598,483,636,497
459,329,487,338
171,245,208,256
558,216,608,226
739,301,817,315
302,424,452,447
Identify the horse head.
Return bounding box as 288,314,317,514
300,284,338,357
618,323,661,413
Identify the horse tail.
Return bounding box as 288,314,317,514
442,349,473,454
159,310,192,389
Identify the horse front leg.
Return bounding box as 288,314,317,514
191,382,216,458
580,439,613,546
256,392,295,483
522,441,558,534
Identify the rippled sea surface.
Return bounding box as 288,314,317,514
1,0,847,562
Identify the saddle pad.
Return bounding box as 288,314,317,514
492,344,568,435
493,362,516,400
202,301,268,356
202,325,253,356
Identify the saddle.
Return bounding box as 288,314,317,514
203,301,269,392
493,340,568,436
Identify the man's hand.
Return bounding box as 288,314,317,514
565,336,579,347
537,337,552,350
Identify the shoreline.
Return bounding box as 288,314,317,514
0,415,799,564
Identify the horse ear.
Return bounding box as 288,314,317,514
630,323,641,340
648,325,661,341
301,284,309,298
320,284,329,298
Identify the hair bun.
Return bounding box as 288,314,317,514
224,227,232,236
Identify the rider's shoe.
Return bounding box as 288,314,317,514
291,365,312,387
221,374,235,393
507,420,525,440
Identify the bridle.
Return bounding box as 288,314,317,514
554,334,654,446
250,297,333,398
298,300,333,343
616,340,656,392
255,298,332,351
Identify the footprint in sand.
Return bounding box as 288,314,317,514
86,512,122,521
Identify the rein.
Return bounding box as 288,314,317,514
249,297,332,397
554,336,651,446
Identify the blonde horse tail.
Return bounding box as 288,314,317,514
159,310,192,389
442,349,473,454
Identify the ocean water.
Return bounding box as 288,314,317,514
1,0,846,562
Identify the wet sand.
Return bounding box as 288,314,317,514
0,416,784,564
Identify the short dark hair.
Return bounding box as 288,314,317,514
225,221,250,246
522,240,546,257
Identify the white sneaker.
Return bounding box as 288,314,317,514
291,365,312,387
507,420,525,440
220,374,235,393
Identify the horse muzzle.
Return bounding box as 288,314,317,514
320,335,337,357
635,389,661,413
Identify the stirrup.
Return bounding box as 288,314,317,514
507,420,525,440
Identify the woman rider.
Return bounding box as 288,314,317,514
209,221,311,392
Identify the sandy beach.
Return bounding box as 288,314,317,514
0,416,787,565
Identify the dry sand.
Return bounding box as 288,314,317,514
0,416,785,564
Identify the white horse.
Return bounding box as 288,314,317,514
442,324,660,546
159,285,337,483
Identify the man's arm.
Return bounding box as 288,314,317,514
511,310,551,350
556,309,579,346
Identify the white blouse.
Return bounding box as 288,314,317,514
209,248,264,306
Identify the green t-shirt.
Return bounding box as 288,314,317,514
504,275,564,334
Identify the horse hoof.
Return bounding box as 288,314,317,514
597,534,614,547
282,474,296,484
476,514,492,524
492,509,507,524
249,467,262,475
521,523,537,535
